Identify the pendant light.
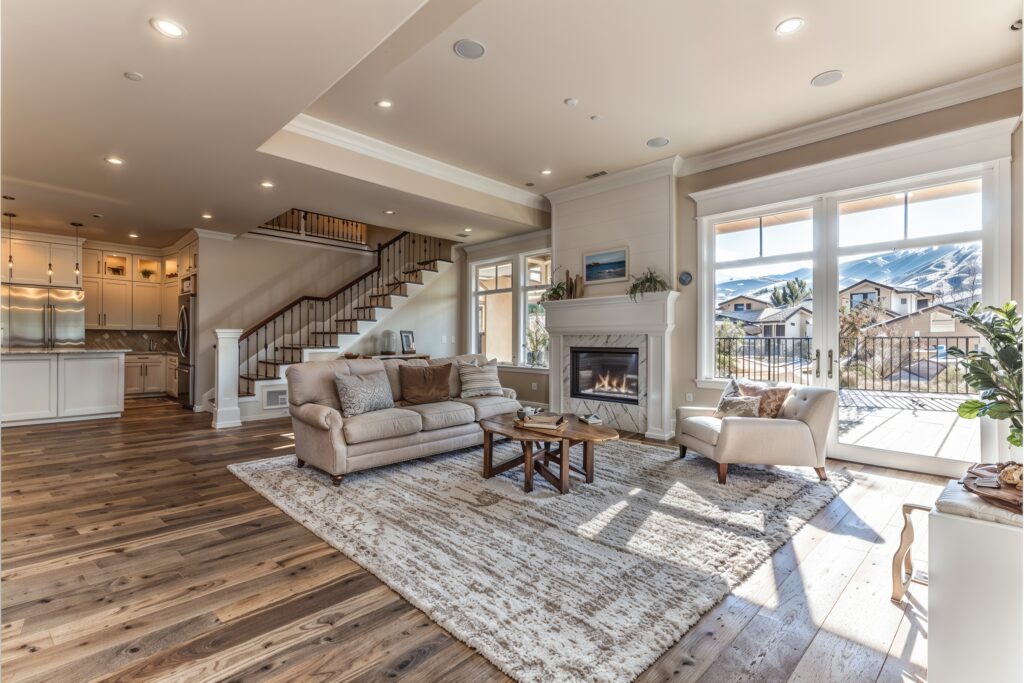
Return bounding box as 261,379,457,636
71,222,82,276
3,212,15,274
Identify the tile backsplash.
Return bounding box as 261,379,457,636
86,330,177,353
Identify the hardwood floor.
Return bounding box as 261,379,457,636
2,399,943,682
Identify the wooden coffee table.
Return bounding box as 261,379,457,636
479,413,619,494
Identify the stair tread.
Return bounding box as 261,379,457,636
336,318,373,323
417,258,453,265
353,305,390,311
240,373,280,382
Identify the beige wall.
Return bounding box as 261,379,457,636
195,235,375,400
498,369,549,405
1013,121,1023,303
675,89,1023,407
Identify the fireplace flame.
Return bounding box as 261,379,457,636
594,371,631,394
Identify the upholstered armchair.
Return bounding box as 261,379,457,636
676,384,837,484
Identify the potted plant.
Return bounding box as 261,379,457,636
948,302,1022,448
140,268,155,279
626,267,669,302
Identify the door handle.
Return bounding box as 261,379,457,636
158,313,161,327
814,349,821,378
827,349,834,379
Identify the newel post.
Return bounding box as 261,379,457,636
213,329,243,429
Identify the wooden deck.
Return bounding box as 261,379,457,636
1,397,943,682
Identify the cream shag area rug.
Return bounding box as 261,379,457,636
230,440,850,683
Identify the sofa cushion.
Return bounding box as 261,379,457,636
382,358,428,402
430,353,488,398
400,363,452,405
335,370,394,418
286,359,352,410
455,395,522,421
457,359,503,398
714,396,761,418
342,408,422,444
403,401,475,431
737,380,792,418
679,416,722,446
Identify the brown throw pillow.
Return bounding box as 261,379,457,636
737,380,792,418
399,363,452,405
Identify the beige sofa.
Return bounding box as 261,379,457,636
285,354,521,484
676,383,837,484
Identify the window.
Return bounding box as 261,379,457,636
470,250,551,366
917,299,929,310
850,291,878,306
775,324,786,337
900,297,908,305
733,302,748,311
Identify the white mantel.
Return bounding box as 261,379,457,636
545,291,678,439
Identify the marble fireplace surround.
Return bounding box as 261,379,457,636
544,291,678,439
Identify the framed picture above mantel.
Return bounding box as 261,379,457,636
582,246,629,285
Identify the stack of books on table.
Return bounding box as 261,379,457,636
515,414,567,432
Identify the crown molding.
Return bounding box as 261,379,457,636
193,228,237,241
544,155,684,205
461,228,551,255
5,228,85,246
683,65,1022,176
284,114,548,212
81,239,164,256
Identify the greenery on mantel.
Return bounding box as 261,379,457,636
626,268,670,302
949,301,1023,448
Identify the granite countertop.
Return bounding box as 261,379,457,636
3,348,133,355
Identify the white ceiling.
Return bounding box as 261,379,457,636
307,0,1022,191
3,1,1020,248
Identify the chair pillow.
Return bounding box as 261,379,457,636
457,360,503,398
714,396,761,418
334,370,395,418
399,363,452,405
737,380,792,418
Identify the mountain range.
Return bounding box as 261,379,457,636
716,243,982,305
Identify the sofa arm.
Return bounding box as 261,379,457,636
289,403,342,431
502,387,517,400
677,406,717,421
717,417,819,466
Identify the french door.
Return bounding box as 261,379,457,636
810,165,1009,477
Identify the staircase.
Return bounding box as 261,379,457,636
235,231,453,420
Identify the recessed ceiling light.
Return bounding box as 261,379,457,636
563,98,579,107
646,137,670,148
810,69,843,87
92,213,103,218
375,100,393,108
775,17,804,34
201,213,213,219
524,182,535,187
454,233,467,238
1011,19,1022,31
463,228,472,232
259,181,274,188
105,156,124,165
590,114,602,121
1,195,14,201
453,39,486,59
382,209,396,215
123,71,144,82
149,18,186,38
540,169,552,175
128,233,139,239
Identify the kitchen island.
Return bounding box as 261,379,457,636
1,349,129,425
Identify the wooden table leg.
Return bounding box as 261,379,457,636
558,439,570,493
523,441,534,493
483,430,493,478
583,441,594,484
891,502,931,603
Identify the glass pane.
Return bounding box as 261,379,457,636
839,193,904,247
907,179,982,239
523,290,548,367
476,264,497,291
714,259,813,384
526,253,552,286
496,262,513,288
477,292,514,363
714,216,759,261
761,208,813,257
836,240,982,461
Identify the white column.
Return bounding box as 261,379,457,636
548,333,564,411
212,328,243,429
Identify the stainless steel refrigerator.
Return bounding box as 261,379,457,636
176,289,196,408
1,285,85,350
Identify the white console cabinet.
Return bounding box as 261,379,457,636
1,351,125,425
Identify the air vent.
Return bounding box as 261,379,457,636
585,170,608,180
263,388,289,409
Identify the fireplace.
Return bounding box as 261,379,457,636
570,347,640,405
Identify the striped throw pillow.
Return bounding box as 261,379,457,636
457,360,503,398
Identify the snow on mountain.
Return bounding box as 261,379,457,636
716,243,981,304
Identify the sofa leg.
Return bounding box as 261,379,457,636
814,467,828,481
717,463,728,484
330,474,344,486
296,458,306,468
678,445,687,459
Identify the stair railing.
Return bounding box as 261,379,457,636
237,232,451,395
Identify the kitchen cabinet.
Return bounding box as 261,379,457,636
1,352,126,425
83,277,102,329
8,239,52,286
101,251,129,279
143,357,165,393
125,354,164,395
1,354,58,421
166,355,179,398
132,255,162,283
101,280,131,329
124,359,144,395
59,353,124,417
131,282,161,330
82,248,103,277
161,281,179,331
163,254,179,280
177,241,198,275
49,243,80,287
